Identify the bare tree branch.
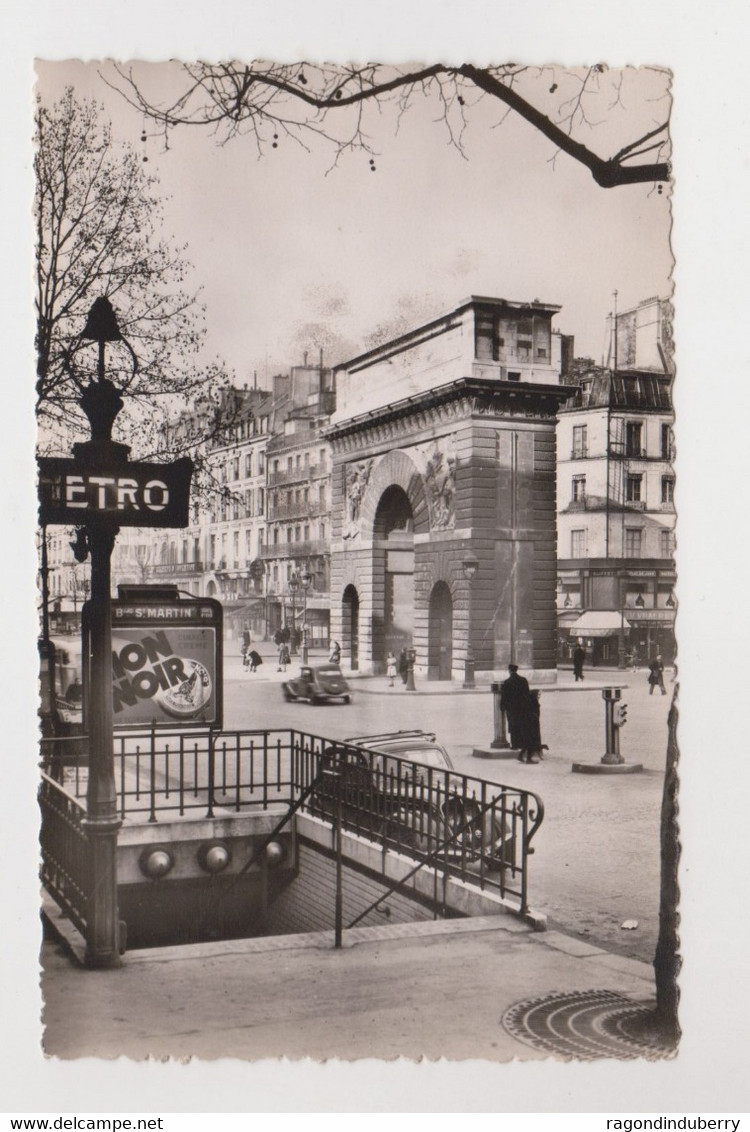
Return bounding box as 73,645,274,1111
105,61,671,189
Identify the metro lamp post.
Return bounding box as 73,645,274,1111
462,553,479,689
288,571,299,655
301,567,312,664
71,297,136,967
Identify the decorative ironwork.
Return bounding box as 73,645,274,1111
39,773,92,937
40,727,545,915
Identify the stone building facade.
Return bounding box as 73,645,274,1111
326,296,573,682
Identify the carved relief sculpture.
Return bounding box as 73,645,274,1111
342,458,373,540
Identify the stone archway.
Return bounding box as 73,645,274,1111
428,581,453,680
373,485,415,669
342,584,360,671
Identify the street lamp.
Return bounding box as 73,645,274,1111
68,296,136,968
462,553,479,689
300,567,312,664
288,571,299,656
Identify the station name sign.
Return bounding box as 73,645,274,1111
38,456,193,528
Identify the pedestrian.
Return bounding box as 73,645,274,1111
248,649,263,673
241,625,252,668
573,641,585,682
329,640,341,665
278,642,290,672
499,663,530,755
398,648,409,685
515,689,547,764
648,653,667,695
386,650,398,687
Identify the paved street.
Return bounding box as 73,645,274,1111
224,646,672,964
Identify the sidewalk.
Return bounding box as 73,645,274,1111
226,644,642,695
41,911,668,1062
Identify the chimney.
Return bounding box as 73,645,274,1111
303,351,308,366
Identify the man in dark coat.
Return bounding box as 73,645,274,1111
573,642,585,682
648,654,667,695
499,664,530,753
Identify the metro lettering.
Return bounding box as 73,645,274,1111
143,480,169,511
117,478,139,508
60,473,171,513
65,475,88,508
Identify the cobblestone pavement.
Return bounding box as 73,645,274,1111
225,661,673,964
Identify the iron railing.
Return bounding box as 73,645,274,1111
39,771,91,937
40,728,544,911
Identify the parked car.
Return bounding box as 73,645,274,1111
281,664,352,705
314,730,510,865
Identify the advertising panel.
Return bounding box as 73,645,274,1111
84,597,223,729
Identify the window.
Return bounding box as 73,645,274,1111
295,454,301,470
572,475,586,503
624,528,643,557
660,529,673,557
259,452,265,473
287,527,293,543
233,531,239,566
626,474,643,503
507,371,521,382
244,453,252,477
245,489,253,516
571,529,586,557
246,530,252,556
572,424,588,458
625,421,644,457
661,423,673,459
304,524,310,541
287,457,293,473
258,530,264,550
319,484,326,507
258,487,264,514
295,526,301,542
273,529,279,546
232,459,240,481
661,476,675,504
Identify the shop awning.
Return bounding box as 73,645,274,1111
568,610,632,638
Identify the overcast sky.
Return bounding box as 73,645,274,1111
35,59,673,387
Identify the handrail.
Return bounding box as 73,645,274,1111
347,793,510,927
39,726,545,915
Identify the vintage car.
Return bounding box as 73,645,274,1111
312,730,511,866
281,663,352,705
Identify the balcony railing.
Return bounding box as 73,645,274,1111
570,448,588,460
260,539,328,559
153,561,204,576
267,463,326,488
268,501,326,521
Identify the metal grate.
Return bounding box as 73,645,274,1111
502,989,676,1061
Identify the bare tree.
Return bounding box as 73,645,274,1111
108,62,670,189
35,87,233,454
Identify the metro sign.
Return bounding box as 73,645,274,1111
38,456,193,528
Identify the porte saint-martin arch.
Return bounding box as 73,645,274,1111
326,295,575,682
